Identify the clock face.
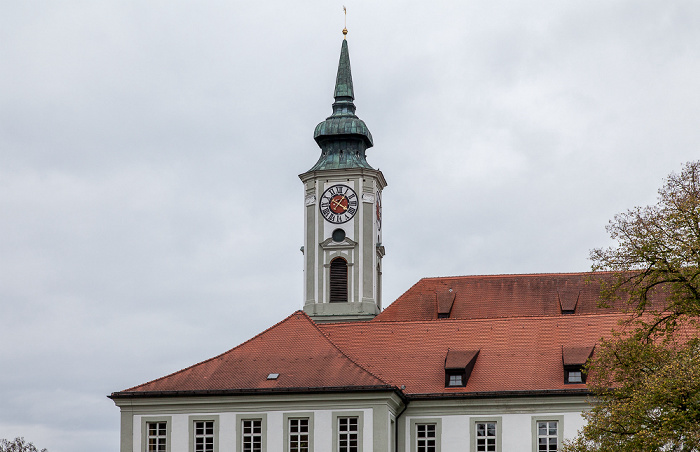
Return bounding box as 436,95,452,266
320,184,358,224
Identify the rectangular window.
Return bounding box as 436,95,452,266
537,421,558,452
242,419,263,452
410,418,441,452
475,422,497,452
193,420,214,452
531,416,563,452
566,370,583,383
447,373,463,387
147,422,167,452
338,417,359,452
289,418,310,452
416,424,436,452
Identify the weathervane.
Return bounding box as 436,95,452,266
343,6,348,38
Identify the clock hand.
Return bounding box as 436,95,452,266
331,196,348,211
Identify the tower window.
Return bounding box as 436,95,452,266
332,228,346,242
330,257,348,303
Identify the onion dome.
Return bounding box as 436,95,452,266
308,37,374,171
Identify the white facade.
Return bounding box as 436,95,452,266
114,393,589,452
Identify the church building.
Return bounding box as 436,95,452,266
110,30,641,452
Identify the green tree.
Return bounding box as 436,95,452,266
564,161,700,452
0,437,47,452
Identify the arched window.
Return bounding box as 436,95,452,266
329,257,348,303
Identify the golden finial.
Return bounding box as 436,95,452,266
342,6,348,39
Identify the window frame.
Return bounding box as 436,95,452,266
470,416,502,452
445,370,466,387
188,415,219,452
531,416,564,452
410,418,442,452
329,257,349,303
236,413,268,452
332,411,364,452
283,412,314,452
141,416,172,452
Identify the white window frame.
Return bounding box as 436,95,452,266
236,413,267,452
470,416,502,452
283,412,314,452
531,416,564,452
410,418,441,452
188,415,219,452
332,411,363,452
141,416,171,452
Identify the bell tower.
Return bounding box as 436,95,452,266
300,31,386,323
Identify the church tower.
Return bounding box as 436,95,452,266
300,31,386,323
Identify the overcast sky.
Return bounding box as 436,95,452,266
1,1,699,451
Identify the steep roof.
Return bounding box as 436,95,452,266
113,273,659,400
112,311,390,397
320,313,625,396
375,272,668,322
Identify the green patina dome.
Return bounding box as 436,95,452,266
308,38,374,171
313,116,373,146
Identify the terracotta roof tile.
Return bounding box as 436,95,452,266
562,345,595,366
445,349,479,369
320,314,628,395
116,311,389,395
374,272,667,322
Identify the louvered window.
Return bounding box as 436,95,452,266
329,258,348,303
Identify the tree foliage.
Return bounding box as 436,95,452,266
564,161,700,452
0,438,47,452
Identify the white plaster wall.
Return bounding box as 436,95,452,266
407,411,586,452
220,413,237,451
441,415,468,450
133,407,373,452
501,413,531,451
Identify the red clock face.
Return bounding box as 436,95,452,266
330,194,349,214
320,184,358,224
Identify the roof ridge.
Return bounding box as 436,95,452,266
419,271,612,280
120,311,307,392
303,312,392,386
373,278,430,320
325,312,633,328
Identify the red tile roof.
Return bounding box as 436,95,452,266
320,314,625,395
114,311,389,396
113,273,659,399
374,272,666,322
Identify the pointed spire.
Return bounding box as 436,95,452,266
308,36,374,171
334,39,354,104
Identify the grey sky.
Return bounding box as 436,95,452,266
1,1,699,451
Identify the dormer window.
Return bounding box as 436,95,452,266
437,289,456,319
562,345,595,384
566,370,583,384
557,289,580,315
446,371,465,387
444,349,479,388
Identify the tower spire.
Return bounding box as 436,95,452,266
309,34,374,171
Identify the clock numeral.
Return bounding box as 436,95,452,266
320,184,358,224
